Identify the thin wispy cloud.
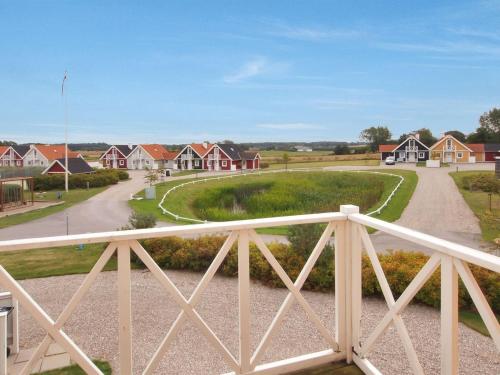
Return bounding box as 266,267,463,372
446,27,500,41
257,123,325,130
376,40,500,58
264,19,362,41
223,58,268,83
313,99,367,110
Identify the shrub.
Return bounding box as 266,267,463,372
127,212,157,229
259,162,270,169
135,236,500,314
33,170,121,191
462,174,499,193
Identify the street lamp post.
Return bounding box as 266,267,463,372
62,71,69,192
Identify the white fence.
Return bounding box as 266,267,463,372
0,206,498,374
158,169,405,223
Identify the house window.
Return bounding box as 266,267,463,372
194,160,200,167
17,161,21,166
418,152,424,158
457,152,463,159
222,160,227,167
145,160,150,164
119,160,124,166
399,151,405,158
207,160,212,166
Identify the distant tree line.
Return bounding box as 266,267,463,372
360,107,500,151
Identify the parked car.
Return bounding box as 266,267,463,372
385,156,395,165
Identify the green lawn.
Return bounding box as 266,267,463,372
450,171,499,243
37,360,111,375
171,170,203,177
0,243,117,280
0,187,107,229
130,169,417,235
267,159,379,169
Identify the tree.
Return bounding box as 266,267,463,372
144,168,159,187
333,144,350,155
445,130,466,143
468,108,500,143
360,126,392,152
282,153,290,170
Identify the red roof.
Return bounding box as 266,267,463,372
35,145,80,161
140,144,172,160
465,144,484,153
379,144,395,152
0,146,9,156
190,143,213,157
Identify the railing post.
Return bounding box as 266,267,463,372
117,241,133,375
238,230,251,373
339,205,360,363
441,255,458,375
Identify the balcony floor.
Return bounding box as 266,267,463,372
290,362,363,374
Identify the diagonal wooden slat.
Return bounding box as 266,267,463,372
0,266,102,374
358,252,441,358
20,243,117,375
249,230,338,351
359,227,424,375
453,258,500,351
250,222,336,368
130,239,240,373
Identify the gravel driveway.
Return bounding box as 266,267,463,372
0,171,150,240
16,270,499,374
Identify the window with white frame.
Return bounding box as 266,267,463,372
222,160,227,167
119,160,124,166
194,160,200,166
457,152,463,158
418,152,424,158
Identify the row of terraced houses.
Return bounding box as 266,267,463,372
379,134,500,163
99,142,261,171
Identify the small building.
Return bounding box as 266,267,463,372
379,135,429,162
484,144,500,162
126,144,175,170
0,145,30,167
99,145,136,169
203,144,260,171
42,158,93,175
430,135,473,163
23,145,81,168
0,146,9,167
174,143,212,170
294,145,313,152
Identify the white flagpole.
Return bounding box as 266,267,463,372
62,71,69,192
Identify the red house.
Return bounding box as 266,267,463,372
203,144,260,171
42,158,93,175
0,145,30,167
99,145,136,169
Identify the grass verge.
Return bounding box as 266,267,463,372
0,244,118,280
37,360,111,374
450,171,499,243
0,187,107,229
267,159,379,169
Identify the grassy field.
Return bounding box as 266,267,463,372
0,187,107,229
0,243,118,280
37,360,111,374
450,171,499,243
130,169,417,234
267,159,380,169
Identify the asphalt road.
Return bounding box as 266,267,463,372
0,170,149,240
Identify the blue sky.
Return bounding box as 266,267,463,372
1,1,499,144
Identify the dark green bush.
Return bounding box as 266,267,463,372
462,174,499,193
135,235,500,314
34,170,120,191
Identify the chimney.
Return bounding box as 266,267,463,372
128,144,133,150
414,133,420,140
202,141,208,149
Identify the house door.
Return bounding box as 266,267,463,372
408,152,416,162
444,152,453,163
113,160,117,169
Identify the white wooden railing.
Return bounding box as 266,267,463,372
0,206,498,374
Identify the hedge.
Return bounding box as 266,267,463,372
34,169,128,191
135,236,500,314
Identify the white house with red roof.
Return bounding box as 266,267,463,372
126,144,176,170
22,145,81,168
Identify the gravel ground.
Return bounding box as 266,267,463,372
15,270,499,374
